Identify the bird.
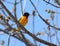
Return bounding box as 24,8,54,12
16,12,30,32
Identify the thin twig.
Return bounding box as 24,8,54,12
23,0,26,13
14,0,17,19
32,0,39,46
32,12,37,46
52,16,60,45
7,33,11,46
20,0,23,15
43,0,60,8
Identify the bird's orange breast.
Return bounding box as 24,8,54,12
19,16,28,26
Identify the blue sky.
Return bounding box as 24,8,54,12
0,0,60,46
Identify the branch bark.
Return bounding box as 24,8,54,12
0,29,35,46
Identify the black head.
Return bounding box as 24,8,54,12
23,12,30,17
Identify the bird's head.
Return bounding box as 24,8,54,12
23,12,30,17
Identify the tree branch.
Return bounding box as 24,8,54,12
0,29,35,46
43,0,60,8
29,0,60,30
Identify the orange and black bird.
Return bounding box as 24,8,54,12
16,12,30,32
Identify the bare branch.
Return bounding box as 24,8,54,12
29,0,60,30
0,29,35,46
43,0,60,8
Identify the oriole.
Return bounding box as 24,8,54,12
16,12,30,32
